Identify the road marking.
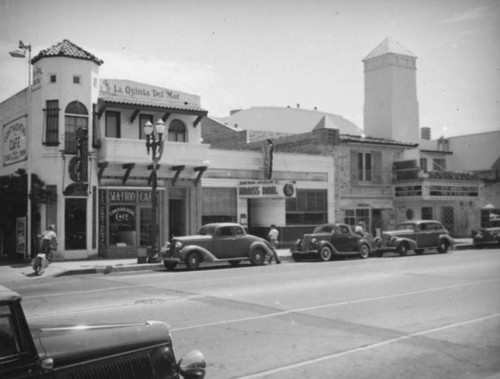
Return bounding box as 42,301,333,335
237,313,500,379
170,278,500,331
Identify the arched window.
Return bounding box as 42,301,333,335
65,101,88,154
168,119,187,142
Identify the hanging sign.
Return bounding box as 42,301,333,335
3,117,27,166
238,180,296,199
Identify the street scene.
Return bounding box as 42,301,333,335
1,0,499,378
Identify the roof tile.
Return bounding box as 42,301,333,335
31,39,103,65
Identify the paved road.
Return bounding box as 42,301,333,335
7,248,500,378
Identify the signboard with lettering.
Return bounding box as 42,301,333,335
3,117,27,166
238,181,296,199
99,79,201,106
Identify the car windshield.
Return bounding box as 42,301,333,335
396,223,415,231
313,225,335,233
199,226,216,236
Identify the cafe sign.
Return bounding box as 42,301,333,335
3,117,27,166
238,180,296,199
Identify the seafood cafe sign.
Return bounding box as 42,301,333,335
3,117,27,166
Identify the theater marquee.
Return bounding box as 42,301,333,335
238,180,296,199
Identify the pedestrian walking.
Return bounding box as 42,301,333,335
267,224,281,264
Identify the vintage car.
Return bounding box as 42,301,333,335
291,223,373,262
373,220,454,257
473,217,500,248
0,284,206,379
160,223,273,270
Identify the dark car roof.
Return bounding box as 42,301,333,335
0,284,21,303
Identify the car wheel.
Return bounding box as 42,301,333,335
229,260,241,267
437,240,449,254
359,244,370,259
250,248,266,265
163,261,178,271
292,253,303,262
186,252,201,270
397,243,409,256
319,246,332,261
415,249,424,255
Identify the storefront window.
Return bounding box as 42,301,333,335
344,209,370,231
202,188,236,224
422,207,433,220
286,189,327,225
109,205,136,246
65,198,86,250
65,101,88,154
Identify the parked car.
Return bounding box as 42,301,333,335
160,223,273,270
373,220,454,257
473,217,500,248
291,223,373,262
0,284,206,379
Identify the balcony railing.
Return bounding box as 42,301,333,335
97,137,210,167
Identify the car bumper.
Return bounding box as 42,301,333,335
291,249,319,258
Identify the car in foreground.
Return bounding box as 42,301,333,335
291,223,373,262
160,223,273,270
473,217,500,248
373,220,454,257
0,284,206,379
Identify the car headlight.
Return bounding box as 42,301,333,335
295,238,302,245
175,241,183,249
311,238,317,246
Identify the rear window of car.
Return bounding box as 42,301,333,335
397,223,415,231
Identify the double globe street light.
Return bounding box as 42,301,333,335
143,119,166,261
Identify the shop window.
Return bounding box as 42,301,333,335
65,198,87,250
422,207,433,220
45,100,59,146
139,114,154,140
202,188,237,224
344,208,370,232
109,205,136,246
65,101,88,154
286,189,327,225
433,158,446,171
105,111,120,138
168,119,187,142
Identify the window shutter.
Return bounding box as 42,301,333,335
350,150,359,184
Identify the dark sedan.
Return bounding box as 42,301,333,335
473,218,500,248
291,223,372,262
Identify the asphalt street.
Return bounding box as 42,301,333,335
4,248,500,378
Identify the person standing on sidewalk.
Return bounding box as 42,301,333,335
40,225,57,262
267,224,281,264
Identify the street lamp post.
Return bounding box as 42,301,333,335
9,40,32,261
143,119,166,262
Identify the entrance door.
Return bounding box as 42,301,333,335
169,199,185,239
441,206,454,236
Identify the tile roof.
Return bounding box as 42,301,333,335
99,95,207,114
363,38,416,61
31,39,103,65
340,134,418,147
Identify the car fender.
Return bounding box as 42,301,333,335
250,240,274,256
439,234,455,247
179,245,218,262
315,240,339,254
395,238,418,251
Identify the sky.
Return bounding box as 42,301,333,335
0,0,499,138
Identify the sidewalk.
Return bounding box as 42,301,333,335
0,240,474,284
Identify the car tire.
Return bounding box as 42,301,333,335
359,244,370,259
250,248,266,265
229,260,241,267
397,243,409,256
415,249,424,255
163,261,178,271
186,252,201,270
437,240,449,254
319,246,332,261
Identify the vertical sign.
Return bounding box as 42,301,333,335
16,217,26,256
3,117,27,166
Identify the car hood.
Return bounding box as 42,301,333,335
172,235,212,243
382,230,413,238
32,321,172,368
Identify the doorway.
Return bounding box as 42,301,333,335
169,199,185,239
